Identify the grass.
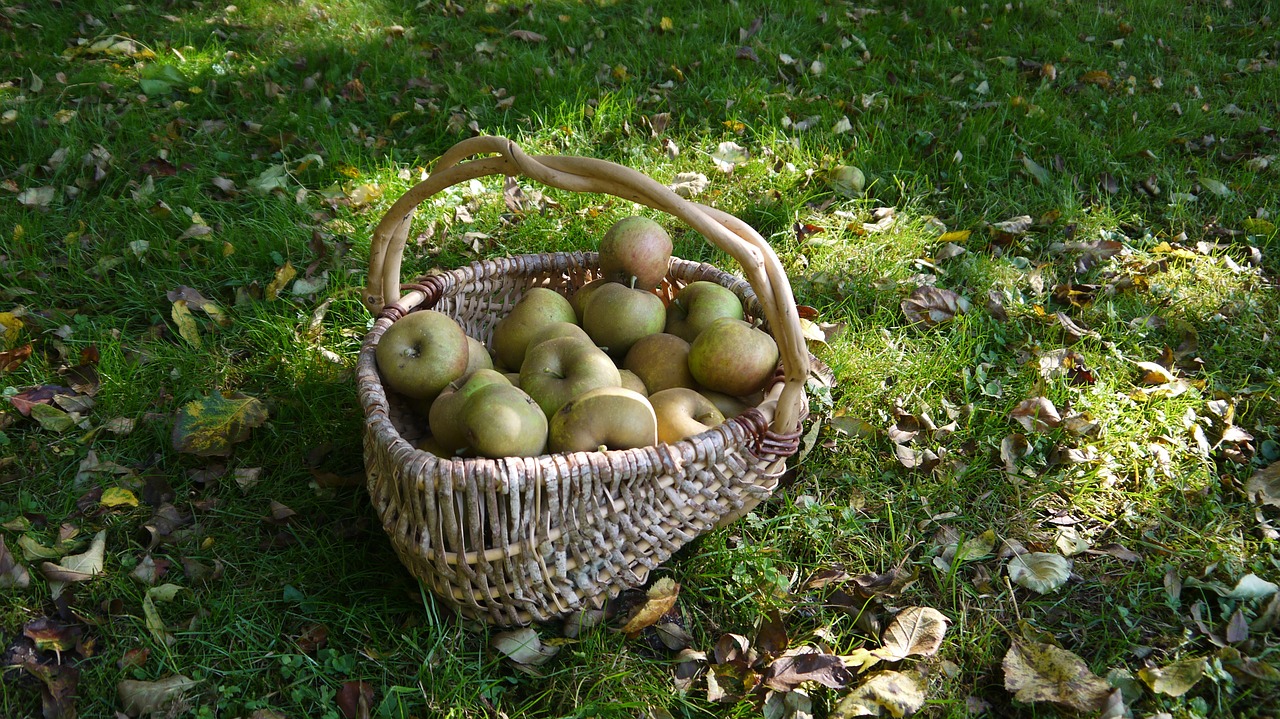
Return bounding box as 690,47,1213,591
2,0,1279,717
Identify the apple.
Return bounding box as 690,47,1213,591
491,287,577,370
461,383,548,458
520,336,621,417
429,369,511,453
548,387,657,453
649,388,726,443
465,336,495,374
623,332,698,394
700,390,758,418
598,216,672,290
375,310,470,400
582,282,666,359
570,278,611,324
618,369,649,396
665,281,745,343
525,321,592,352
688,318,779,396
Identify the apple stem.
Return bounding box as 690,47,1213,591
629,275,638,289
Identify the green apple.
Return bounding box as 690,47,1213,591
581,282,666,359
664,281,745,343
491,287,576,370
700,390,758,418
520,336,621,417
429,369,511,453
461,383,548,458
375,310,470,400
464,336,495,374
623,332,697,394
598,216,672,290
570,278,611,324
649,388,726,443
548,386,657,453
688,317,779,396
618,369,649,396
525,321,592,352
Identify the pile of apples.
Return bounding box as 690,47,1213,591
375,216,781,459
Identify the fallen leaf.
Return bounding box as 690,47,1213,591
1245,463,1280,508
1,343,33,373
261,261,299,303
0,535,31,588
1226,573,1278,600
993,215,1033,234
171,391,268,456
118,674,199,717
17,186,56,208
337,680,374,719
1021,156,1051,185
100,487,139,508
765,647,853,691
1135,361,1176,384
1080,70,1113,88
42,529,106,597
1006,552,1071,594
669,172,708,198
830,671,925,718
712,142,749,173
171,300,202,348
1003,641,1110,712
23,661,79,719
493,628,559,671
1139,657,1207,697
1009,397,1062,433
619,577,680,634
508,29,546,42
873,607,949,662
938,230,971,243
901,287,969,327
142,583,184,646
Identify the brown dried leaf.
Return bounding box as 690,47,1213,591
337,680,374,719
508,29,546,42
765,648,853,691
901,287,969,327
1245,462,1280,508
873,607,949,662
0,535,31,588
1009,397,1062,433
118,674,199,717
619,577,680,635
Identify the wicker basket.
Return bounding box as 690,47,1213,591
358,136,820,626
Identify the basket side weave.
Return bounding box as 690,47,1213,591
360,254,802,625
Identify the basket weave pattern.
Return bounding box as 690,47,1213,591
358,137,815,625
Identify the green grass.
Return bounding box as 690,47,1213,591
2,0,1279,717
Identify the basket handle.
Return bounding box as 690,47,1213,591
364,136,810,436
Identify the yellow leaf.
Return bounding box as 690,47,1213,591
1152,241,1173,253
101,487,139,508
222,242,235,257
266,262,297,301
337,164,361,178
13,224,23,241
619,577,680,635
0,312,23,346
171,391,269,456
938,230,971,243
171,300,202,348
659,16,674,31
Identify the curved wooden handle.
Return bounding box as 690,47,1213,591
364,136,810,435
